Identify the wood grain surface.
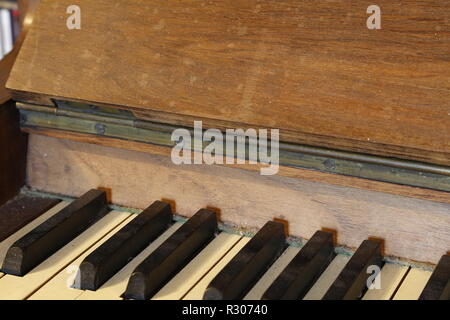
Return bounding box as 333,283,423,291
0,0,39,104
6,0,450,165
26,134,450,264
23,126,450,205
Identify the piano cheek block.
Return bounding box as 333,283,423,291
78,201,173,291
122,209,218,300
203,221,287,300
1,189,108,276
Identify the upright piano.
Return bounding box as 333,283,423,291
0,0,448,300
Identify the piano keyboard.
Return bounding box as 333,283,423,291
0,189,447,300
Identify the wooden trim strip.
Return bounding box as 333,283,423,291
20,126,450,205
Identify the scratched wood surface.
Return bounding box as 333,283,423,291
26,134,450,264
0,0,39,104
6,0,450,165
23,126,450,206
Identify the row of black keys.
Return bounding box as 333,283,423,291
0,189,449,300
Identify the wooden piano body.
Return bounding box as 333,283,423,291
0,0,448,300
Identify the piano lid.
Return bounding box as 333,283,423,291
6,0,450,165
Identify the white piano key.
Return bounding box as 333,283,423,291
183,236,251,300
244,246,300,300
0,210,131,300
0,202,70,265
76,223,182,300
28,214,137,300
153,232,242,300
392,268,433,300
362,263,409,300
303,254,350,300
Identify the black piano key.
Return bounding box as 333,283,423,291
419,254,450,300
122,209,218,300
79,201,173,291
1,189,108,276
322,239,383,300
0,195,61,242
203,221,286,300
262,230,336,300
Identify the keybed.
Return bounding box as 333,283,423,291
0,191,447,300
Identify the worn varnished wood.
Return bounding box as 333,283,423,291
0,195,60,242
323,240,384,300
122,209,218,300
204,221,286,300
79,200,173,291
1,189,108,276
7,0,450,165
262,230,335,300
0,0,39,104
23,128,450,206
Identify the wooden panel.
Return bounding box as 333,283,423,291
0,0,39,104
23,127,450,206
7,0,450,164
26,134,450,264
0,102,27,206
